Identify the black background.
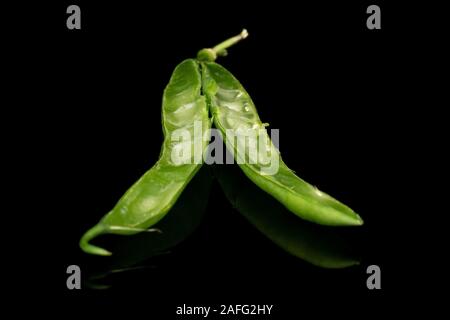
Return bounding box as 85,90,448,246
6,0,442,317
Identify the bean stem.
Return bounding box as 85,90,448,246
213,29,249,56
197,29,249,61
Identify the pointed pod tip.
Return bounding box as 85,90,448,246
355,214,364,226
80,243,112,256
330,211,364,227
343,213,364,227
79,224,113,256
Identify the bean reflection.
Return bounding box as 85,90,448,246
216,165,360,268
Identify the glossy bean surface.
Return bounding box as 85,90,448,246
80,59,210,255
202,62,362,226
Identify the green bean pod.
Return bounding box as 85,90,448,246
80,59,210,255
201,61,363,226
